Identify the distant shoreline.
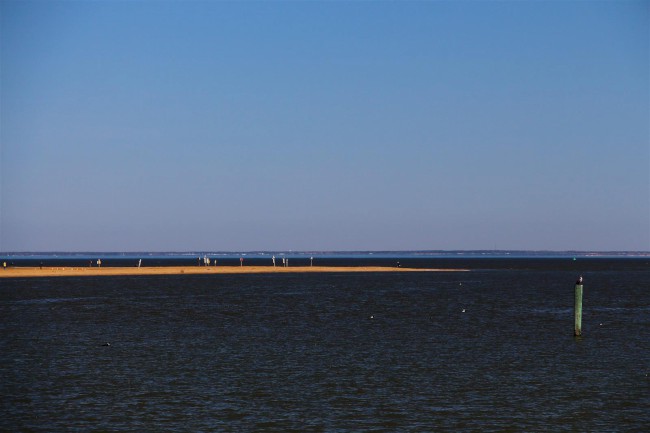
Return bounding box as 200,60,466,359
0,266,468,279
2,250,648,257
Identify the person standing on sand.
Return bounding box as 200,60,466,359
97,259,102,268
3,262,6,270
138,259,142,268
240,257,244,267
272,256,276,267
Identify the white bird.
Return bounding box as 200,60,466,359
462,309,466,313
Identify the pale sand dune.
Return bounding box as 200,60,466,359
0,266,467,279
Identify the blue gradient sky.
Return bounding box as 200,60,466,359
1,1,648,252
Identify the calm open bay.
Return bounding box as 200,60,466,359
1,258,648,431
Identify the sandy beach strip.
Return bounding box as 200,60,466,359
0,266,467,279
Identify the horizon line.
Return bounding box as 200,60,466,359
2,249,649,255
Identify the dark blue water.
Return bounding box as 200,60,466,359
1,258,648,431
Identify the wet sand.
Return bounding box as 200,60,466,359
0,266,466,279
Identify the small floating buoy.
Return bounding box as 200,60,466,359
462,309,466,313
370,315,374,319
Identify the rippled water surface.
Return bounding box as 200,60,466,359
1,264,649,431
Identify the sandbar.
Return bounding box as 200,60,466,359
0,266,467,279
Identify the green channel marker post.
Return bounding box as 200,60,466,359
574,276,583,337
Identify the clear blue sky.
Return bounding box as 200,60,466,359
1,0,648,252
